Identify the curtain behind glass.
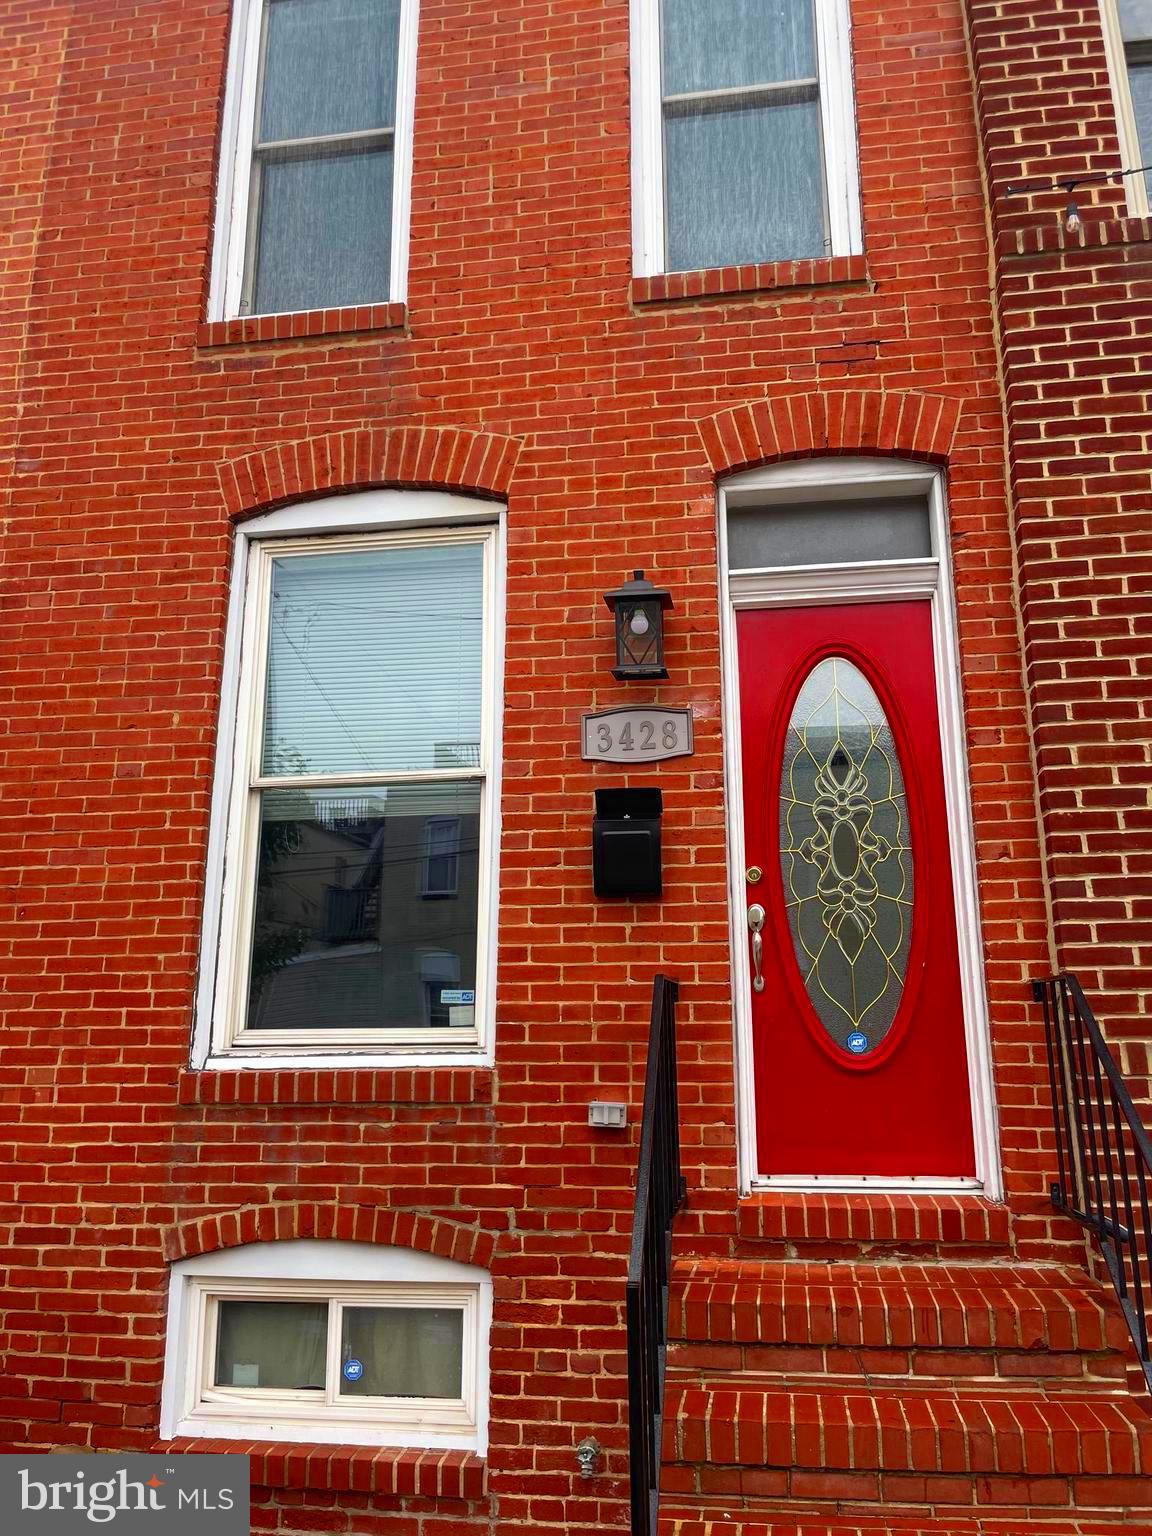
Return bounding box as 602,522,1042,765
1120,0,1152,39
214,1300,328,1390
253,144,393,315
262,544,484,778
664,96,825,271
261,0,399,141
660,0,826,270
249,0,402,314
339,1306,464,1398
662,0,815,94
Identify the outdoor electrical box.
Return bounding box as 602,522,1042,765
592,787,663,898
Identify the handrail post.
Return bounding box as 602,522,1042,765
1034,970,1152,1392
626,974,683,1536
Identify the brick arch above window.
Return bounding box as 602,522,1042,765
219,426,524,520
163,1202,498,1270
698,390,963,478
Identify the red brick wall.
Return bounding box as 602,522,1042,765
0,0,1075,1530
965,0,1152,1070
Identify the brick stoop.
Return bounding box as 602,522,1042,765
659,1252,1151,1528
734,1194,1013,1257
660,1518,1152,1535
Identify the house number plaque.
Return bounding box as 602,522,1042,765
581,706,694,763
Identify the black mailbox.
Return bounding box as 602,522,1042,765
593,787,663,898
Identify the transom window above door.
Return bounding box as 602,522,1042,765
631,0,862,275
210,0,419,319
195,494,502,1064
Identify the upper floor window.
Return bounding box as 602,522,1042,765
211,0,419,319
1102,1,1152,216
631,0,861,276
194,493,502,1066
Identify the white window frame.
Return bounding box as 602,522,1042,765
161,1240,491,1450
209,0,420,320
718,458,1001,1198
630,0,862,277
1101,0,1152,218
192,490,505,1070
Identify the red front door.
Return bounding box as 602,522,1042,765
737,600,976,1179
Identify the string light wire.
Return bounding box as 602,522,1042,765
1004,162,1152,232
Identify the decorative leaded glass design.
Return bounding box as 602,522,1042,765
779,656,914,1055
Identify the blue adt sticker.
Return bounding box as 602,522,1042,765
342,1358,365,1382
440,989,476,1005
846,1031,869,1055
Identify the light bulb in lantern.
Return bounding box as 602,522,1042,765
629,608,651,636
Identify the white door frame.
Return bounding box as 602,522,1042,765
718,457,1002,1196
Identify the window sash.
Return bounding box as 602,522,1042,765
213,527,493,1053
192,1282,477,1431
211,0,418,318
631,0,861,276
1102,0,1152,216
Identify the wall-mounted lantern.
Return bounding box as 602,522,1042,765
603,569,673,680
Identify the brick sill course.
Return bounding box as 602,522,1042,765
997,215,1152,259
196,303,407,347
153,1438,485,1499
177,1066,492,1107
631,254,868,306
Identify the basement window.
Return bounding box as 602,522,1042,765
1102,0,1152,216
630,0,862,276
161,1241,491,1449
210,0,419,318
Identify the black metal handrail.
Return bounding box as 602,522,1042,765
1035,972,1152,1389
626,974,685,1536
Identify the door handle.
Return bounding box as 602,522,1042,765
747,903,766,993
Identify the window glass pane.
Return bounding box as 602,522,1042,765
246,783,481,1032
261,543,484,777
780,657,914,1056
664,95,826,271
1119,0,1152,43
252,144,393,315
214,1300,328,1390
340,1306,464,1398
1128,64,1152,200
260,0,401,142
726,496,932,569
662,0,816,95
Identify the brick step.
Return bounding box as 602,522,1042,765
659,1512,1152,1535
734,1194,1012,1256
662,1382,1152,1489
669,1259,1128,1373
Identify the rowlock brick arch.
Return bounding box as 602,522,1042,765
162,1202,498,1269
219,425,523,519
698,389,963,476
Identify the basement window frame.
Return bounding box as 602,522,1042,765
191,490,505,1071
1101,0,1152,218
629,0,863,278
209,0,421,321
161,1240,491,1451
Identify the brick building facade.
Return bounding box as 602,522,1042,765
1,2,1151,1534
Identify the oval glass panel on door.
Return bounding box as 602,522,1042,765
738,600,976,1179
780,654,913,1059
